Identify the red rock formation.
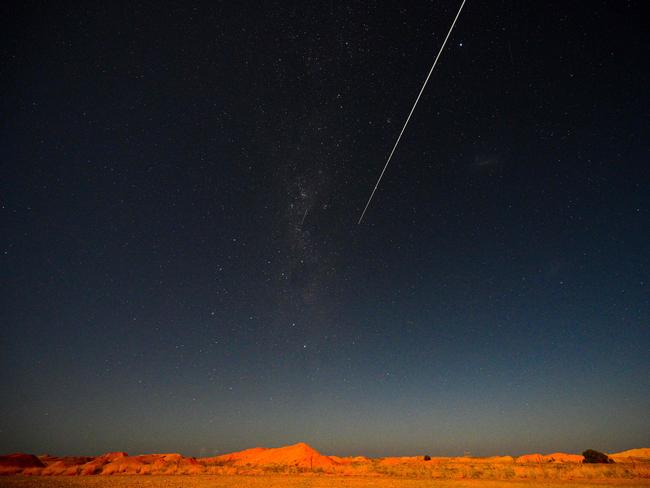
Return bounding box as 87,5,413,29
515,453,544,463
1,444,648,476
0,454,45,475
205,442,336,469
544,452,584,463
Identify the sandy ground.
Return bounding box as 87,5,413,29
2,476,650,488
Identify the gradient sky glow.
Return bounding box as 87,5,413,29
2,1,649,458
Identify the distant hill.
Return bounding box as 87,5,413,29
610,448,650,460
1,443,649,478
204,442,336,469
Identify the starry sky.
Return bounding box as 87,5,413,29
2,1,649,458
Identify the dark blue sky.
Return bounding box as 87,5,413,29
2,1,649,457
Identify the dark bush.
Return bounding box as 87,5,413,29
582,449,614,464
423,455,431,461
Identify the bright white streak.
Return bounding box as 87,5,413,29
358,0,467,224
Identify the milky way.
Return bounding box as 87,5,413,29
2,1,648,458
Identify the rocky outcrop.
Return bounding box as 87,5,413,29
0,454,44,475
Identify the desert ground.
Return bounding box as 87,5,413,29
2,475,650,488
2,445,649,487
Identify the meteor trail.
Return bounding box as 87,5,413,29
357,0,467,224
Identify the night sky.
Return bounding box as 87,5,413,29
2,1,649,458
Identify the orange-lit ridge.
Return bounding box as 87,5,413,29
1,444,649,476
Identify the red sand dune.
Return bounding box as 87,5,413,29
206,442,336,469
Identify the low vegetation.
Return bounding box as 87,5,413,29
583,449,614,464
